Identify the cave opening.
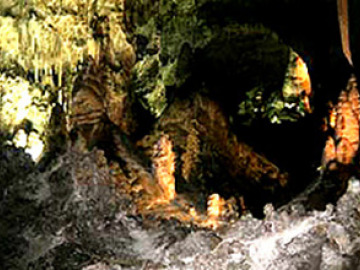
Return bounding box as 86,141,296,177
160,0,360,220
61,0,360,224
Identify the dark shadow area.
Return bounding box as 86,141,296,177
166,0,360,217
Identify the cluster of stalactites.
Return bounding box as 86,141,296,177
322,74,360,168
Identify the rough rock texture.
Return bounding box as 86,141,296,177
1,144,360,269
1,1,360,269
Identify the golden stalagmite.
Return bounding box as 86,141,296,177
207,194,225,218
322,75,360,168
153,135,176,201
203,194,238,229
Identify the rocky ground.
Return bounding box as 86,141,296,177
1,145,360,270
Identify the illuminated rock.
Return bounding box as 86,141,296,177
322,74,360,167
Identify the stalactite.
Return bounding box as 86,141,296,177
337,0,352,65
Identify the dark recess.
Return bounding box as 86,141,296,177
186,0,359,215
